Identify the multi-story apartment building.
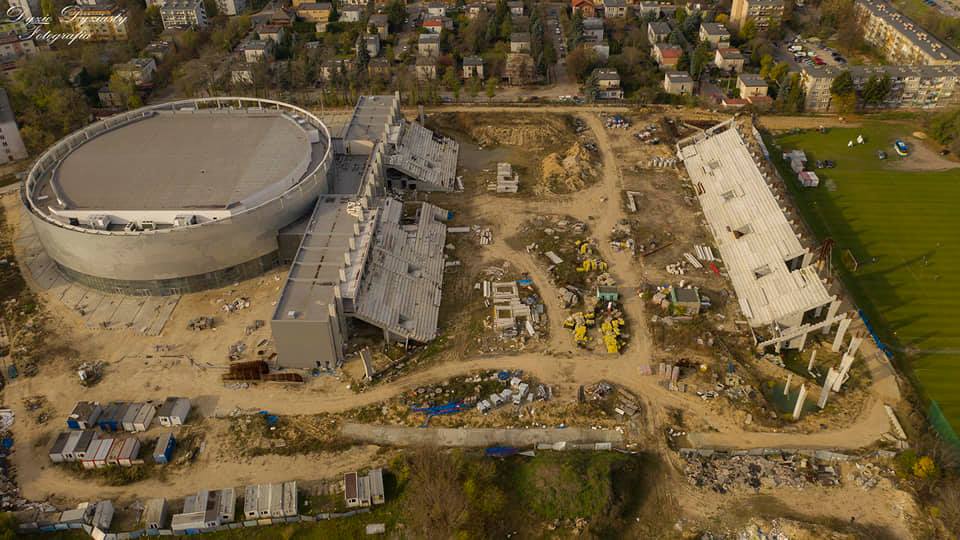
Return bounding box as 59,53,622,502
63,3,129,41
855,0,960,66
0,88,28,163
216,0,247,16
802,64,960,111
7,0,41,20
730,0,784,31
160,0,208,30
0,32,37,71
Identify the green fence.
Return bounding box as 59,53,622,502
929,400,960,449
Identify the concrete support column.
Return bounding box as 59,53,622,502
848,335,864,356
832,318,852,352
821,299,841,335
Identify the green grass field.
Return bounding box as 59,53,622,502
770,122,960,435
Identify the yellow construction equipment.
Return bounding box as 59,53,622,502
573,325,588,344
603,334,619,353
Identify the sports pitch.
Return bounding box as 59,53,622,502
771,121,960,434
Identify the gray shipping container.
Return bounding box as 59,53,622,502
48,432,71,463
122,403,143,432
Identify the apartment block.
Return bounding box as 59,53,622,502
855,0,960,66
730,0,784,31
161,0,208,29
802,64,960,112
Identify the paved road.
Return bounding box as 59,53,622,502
341,423,623,447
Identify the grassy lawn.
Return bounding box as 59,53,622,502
769,122,960,435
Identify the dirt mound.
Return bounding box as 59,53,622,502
540,142,597,194
436,112,572,150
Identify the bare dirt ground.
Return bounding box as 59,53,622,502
889,136,960,172
0,106,919,535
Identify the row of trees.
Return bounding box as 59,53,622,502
829,70,893,112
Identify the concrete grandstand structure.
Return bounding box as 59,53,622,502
24,93,459,370
677,119,847,350
271,94,454,370
23,98,333,296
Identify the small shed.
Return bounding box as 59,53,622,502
156,397,191,426
798,171,820,187
358,474,372,507
48,432,71,463
82,439,105,469
97,403,125,432
67,401,102,430
143,498,169,530
94,439,114,468
153,432,176,464
268,482,283,517
670,287,701,315
596,286,619,302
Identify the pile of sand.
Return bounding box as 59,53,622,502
539,142,596,194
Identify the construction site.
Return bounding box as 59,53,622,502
0,101,944,538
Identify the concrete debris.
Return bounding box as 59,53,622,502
228,341,247,361
222,297,251,313
244,320,265,336
625,191,642,213
187,316,214,331
682,453,840,494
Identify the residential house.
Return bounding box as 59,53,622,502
143,40,173,62
583,17,604,43
242,39,273,63
653,43,683,68
592,41,610,60
363,34,380,57
256,23,287,43
415,56,437,80
713,48,745,72
319,58,352,80
418,33,440,57
698,22,730,48
592,67,623,99
463,55,484,79
161,0,208,29
737,73,767,99
368,57,391,77
369,13,389,38
466,3,486,18
426,1,446,16
423,16,443,33
647,21,670,44
8,0,40,19
114,57,157,86
508,0,524,15
341,4,363,22
510,33,531,53
572,0,597,18
602,0,627,18
231,63,256,85
663,71,694,94
297,2,332,31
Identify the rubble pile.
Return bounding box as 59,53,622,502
221,297,251,313
682,454,840,494
540,142,597,194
